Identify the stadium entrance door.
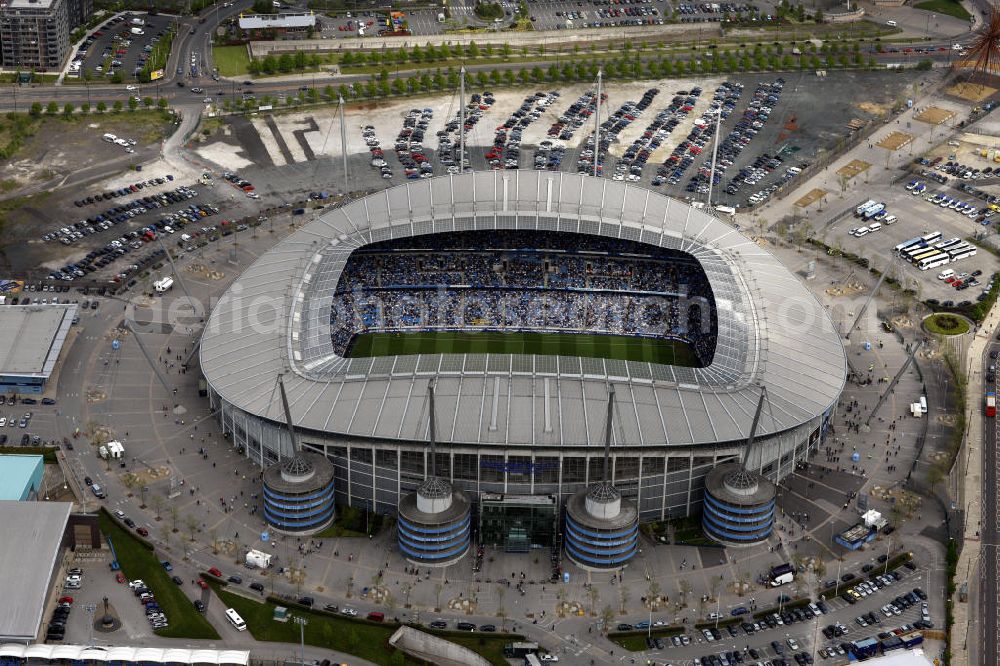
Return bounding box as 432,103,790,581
479,494,557,552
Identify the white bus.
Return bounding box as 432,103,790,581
946,242,972,255
904,245,937,261
920,231,943,244
933,238,962,251
948,247,977,262
917,253,952,271
225,608,246,631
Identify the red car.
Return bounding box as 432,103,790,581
136,527,149,536
197,579,209,590
115,572,126,584
58,596,73,604
208,567,223,577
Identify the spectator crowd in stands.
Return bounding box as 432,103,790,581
329,231,717,365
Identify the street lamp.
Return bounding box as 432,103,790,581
292,616,308,666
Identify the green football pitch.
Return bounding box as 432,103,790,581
346,331,698,366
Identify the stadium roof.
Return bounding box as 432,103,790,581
0,455,44,500
0,501,71,643
0,305,76,379
201,172,846,450
0,644,250,665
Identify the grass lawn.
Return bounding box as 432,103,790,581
913,0,971,20
313,504,386,538
610,625,685,651
212,586,516,666
213,45,251,77
924,313,970,335
98,512,220,639
348,331,698,366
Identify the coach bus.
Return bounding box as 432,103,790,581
917,252,952,271
918,230,943,245
894,237,925,253
932,238,962,252
908,248,944,264
948,245,977,260
224,608,246,631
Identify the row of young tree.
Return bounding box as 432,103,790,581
335,36,866,69
27,97,169,117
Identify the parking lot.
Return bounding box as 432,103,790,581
75,13,175,81
828,182,998,303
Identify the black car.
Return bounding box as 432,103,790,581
841,573,856,582
913,587,928,600
771,640,785,655
250,582,265,592
862,564,874,573
123,517,135,528
456,622,476,631
429,620,447,629
194,600,205,612
84,476,93,486
172,576,183,585
479,624,496,632
298,596,314,607
617,623,633,631
227,575,243,584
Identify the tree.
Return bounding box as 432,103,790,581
401,582,413,608
29,102,42,117
278,53,294,72
600,605,615,633
150,494,164,520
434,582,444,611
169,505,180,532
495,585,506,627
347,575,355,598
252,0,274,13
647,580,662,609
46,101,59,115
128,97,139,112
679,579,693,607
185,515,199,542
587,586,600,616
618,585,629,614
814,7,823,22
158,98,168,110
80,102,90,114
142,96,153,108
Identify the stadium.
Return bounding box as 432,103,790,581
200,171,846,546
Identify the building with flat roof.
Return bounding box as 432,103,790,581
0,501,72,643
0,305,76,394
238,11,316,33
0,455,45,501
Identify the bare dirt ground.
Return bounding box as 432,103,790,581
0,112,177,274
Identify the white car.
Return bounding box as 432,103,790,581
340,607,357,616
787,638,800,650
0,418,6,427
126,84,137,91
128,579,146,589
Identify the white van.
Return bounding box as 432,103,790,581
867,222,882,232
886,19,897,26
225,608,246,631
883,215,897,225
937,269,955,280
102,133,117,143
853,227,870,237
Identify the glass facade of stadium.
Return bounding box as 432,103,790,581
210,388,830,523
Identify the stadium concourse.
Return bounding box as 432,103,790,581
199,171,847,553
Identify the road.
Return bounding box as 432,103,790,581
980,339,997,666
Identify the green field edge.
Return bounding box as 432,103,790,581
97,510,221,639
211,583,522,665
346,331,699,367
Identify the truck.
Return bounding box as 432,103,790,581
770,572,794,587
861,203,886,220
987,392,996,417
769,563,794,587
154,276,174,293
245,549,272,569
855,199,877,216
130,26,145,36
